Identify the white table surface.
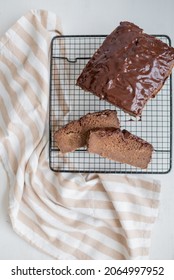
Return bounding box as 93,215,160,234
0,0,174,260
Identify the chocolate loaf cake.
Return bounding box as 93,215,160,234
87,128,153,169
54,110,120,153
77,22,174,116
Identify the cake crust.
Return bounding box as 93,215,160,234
77,22,174,116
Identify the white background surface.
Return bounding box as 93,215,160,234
0,0,174,260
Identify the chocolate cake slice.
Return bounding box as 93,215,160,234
54,110,120,153
77,22,174,116
87,128,153,169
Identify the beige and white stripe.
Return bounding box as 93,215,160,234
0,9,161,259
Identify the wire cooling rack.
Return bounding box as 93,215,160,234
49,35,172,174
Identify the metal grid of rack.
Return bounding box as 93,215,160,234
49,35,172,174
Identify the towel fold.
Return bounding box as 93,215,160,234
0,9,160,259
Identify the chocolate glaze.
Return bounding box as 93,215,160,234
77,22,174,116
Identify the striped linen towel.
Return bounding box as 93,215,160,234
0,10,161,260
